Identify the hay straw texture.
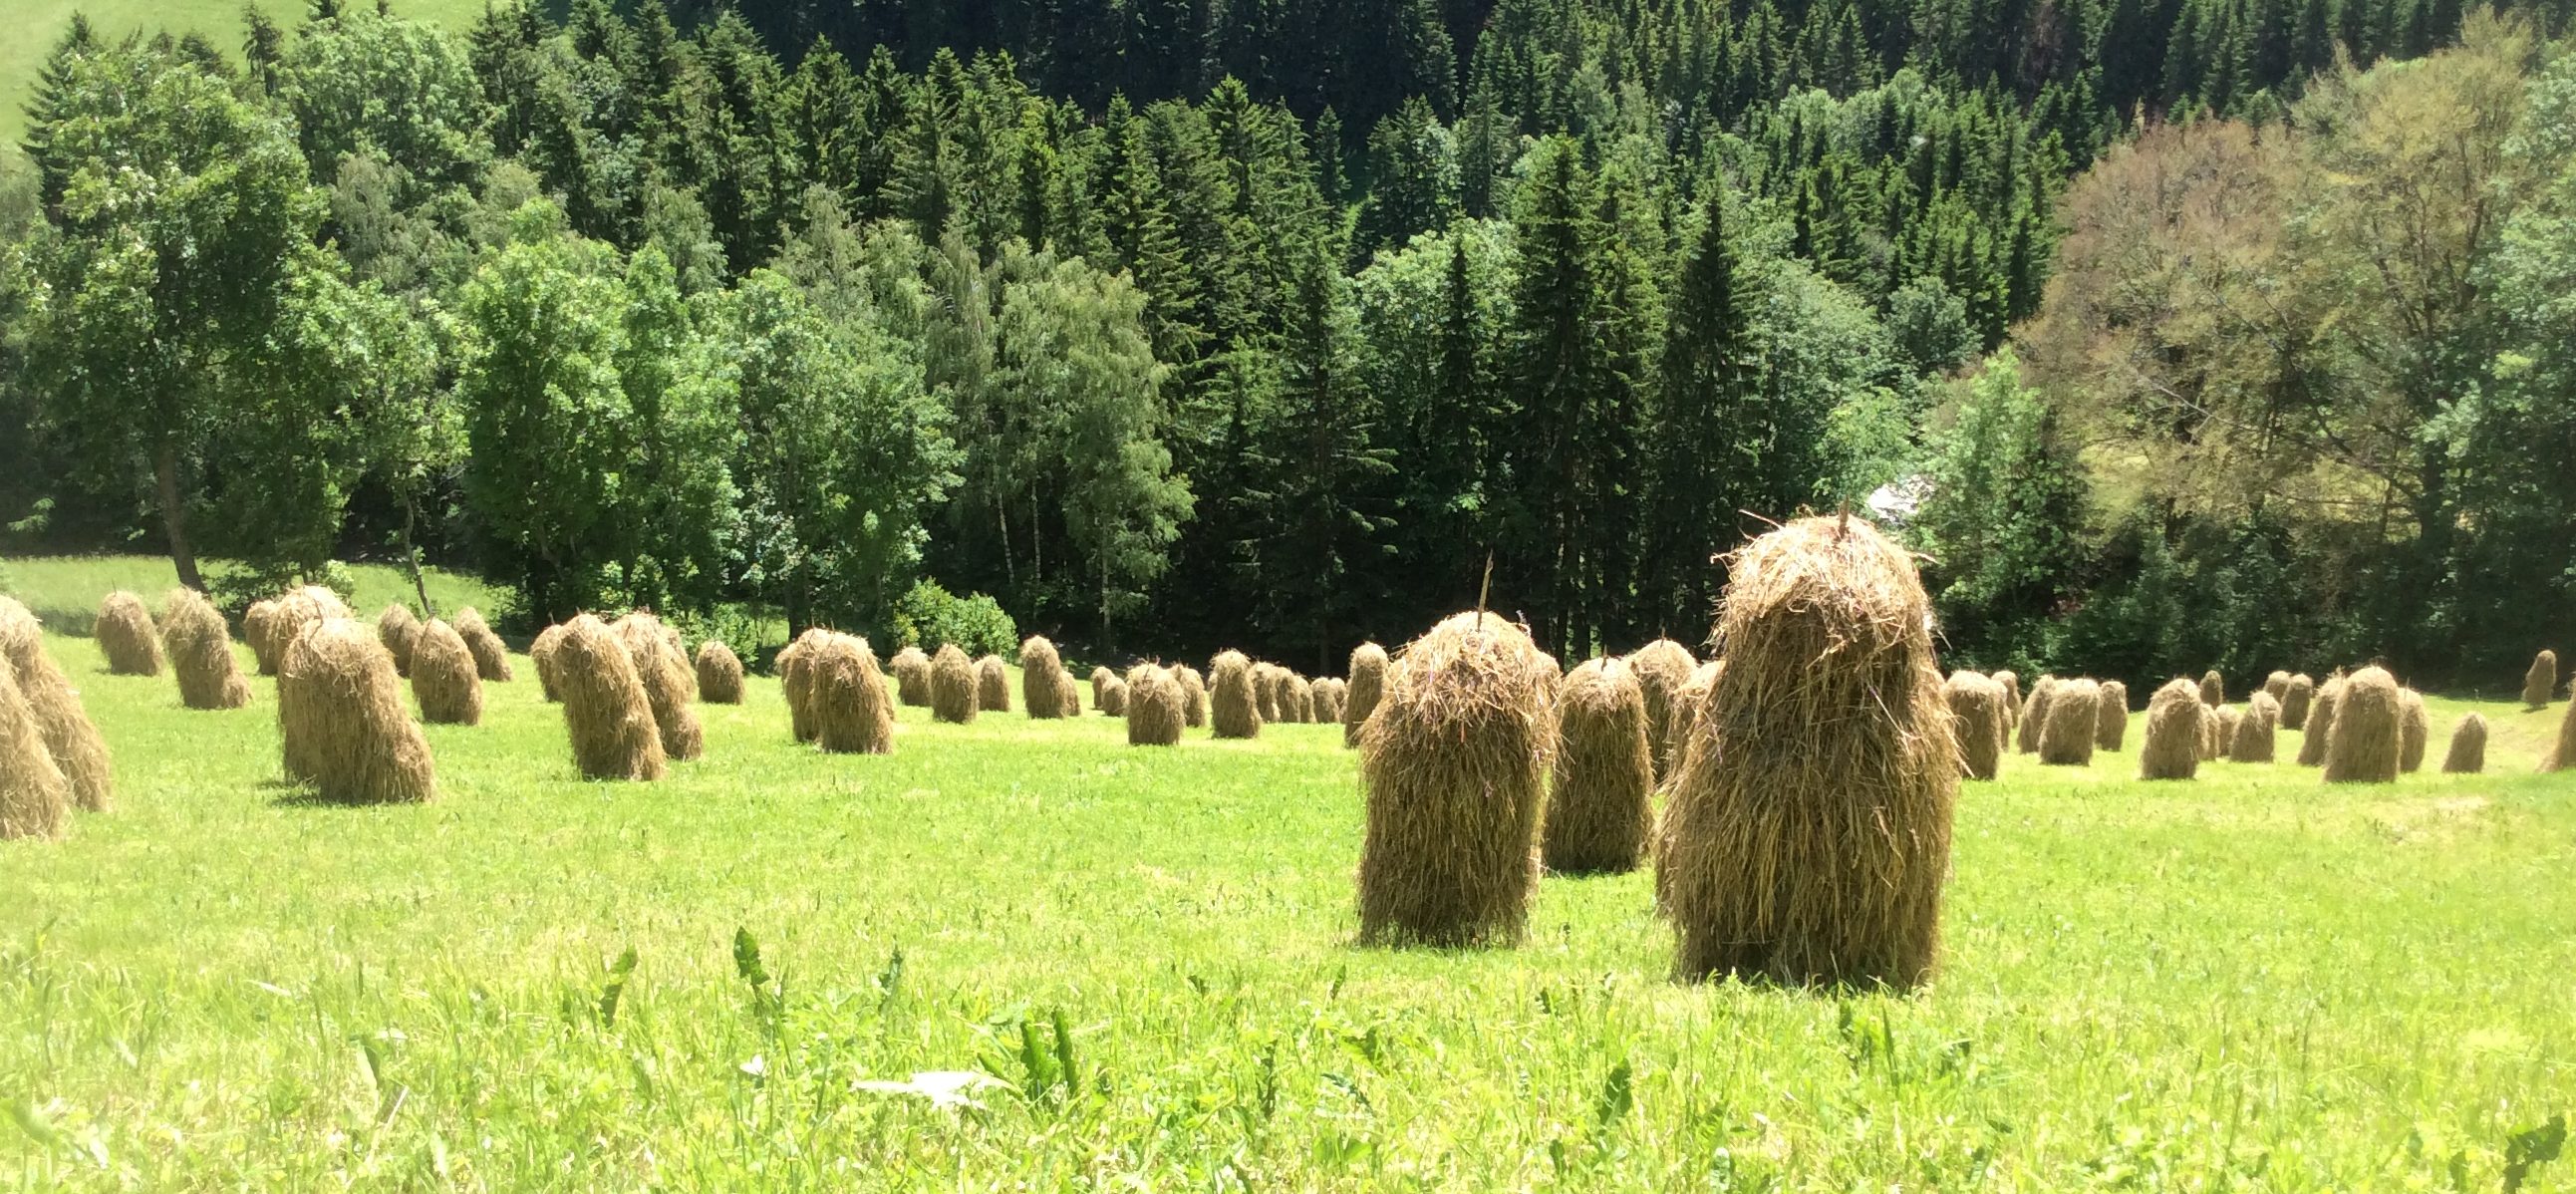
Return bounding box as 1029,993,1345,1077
1661,517,1956,989
451,607,513,682
1019,637,1069,719
2199,670,2224,708
1356,613,1560,948
614,614,703,761
1626,639,1696,781
2139,679,2204,780
811,634,895,754
778,628,831,744
1288,676,1314,723
2442,714,2486,774
0,598,114,812
1312,678,1346,723
1943,672,2007,780
1545,658,1653,873
1992,670,2022,727
2550,698,2576,771
2296,677,2344,766
377,604,421,677
2398,689,2429,773
244,600,282,675
277,618,434,804
2095,680,2129,749
2015,678,2056,754
930,645,979,724
1098,676,1129,717
260,586,354,679
2281,674,2315,730
553,615,667,780
1125,664,1184,746
408,619,483,726
2525,650,2558,710
2037,679,2100,765
976,655,1011,714
2229,692,2278,762
1253,664,1286,723
2323,667,2403,783
95,591,161,676
1345,643,1388,747
530,625,569,702
1052,668,1082,717
695,641,745,704
2263,671,2291,704
159,587,250,711
1177,665,1208,728
2203,706,2237,760
1211,651,1262,739
0,654,71,840
891,647,934,708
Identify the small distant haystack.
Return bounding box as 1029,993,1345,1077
2203,706,2237,761
1345,643,1388,747
2095,680,2129,750
1253,664,1286,723
1090,665,1119,714
2442,714,2487,774
95,592,161,676
1098,675,1129,716
614,613,703,761
1125,664,1184,746
2324,667,2403,783
2398,688,2429,773
277,618,434,804
1992,670,2022,727
976,655,1011,714
530,624,569,702
2199,670,2224,708
1313,677,1346,723
1211,650,1262,740
2139,679,2204,780
377,604,421,677
408,619,483,726
2262,671,2291,704
1288,676,1314,723
1020,637,1068,719
0,655,71,840
930,644,979,724
2038,679,2101,766
243,600,283,675
696,641,745,704
778,628,831,744
2281,674,2315,731
2229,692,2278,762
1626,639,1696,781
2296,676,2345,765
1546,658,1653,873
2016,678,2057,754
553,615,666,780
1944,671,2007,780
1357,612,1559,947
451,607,513,682
812,634,896,754
890,646,933,707
159,587,250,711
0,598,113,812
2525,650,2559,710
1177,665,1209,728
1052,668,1082,717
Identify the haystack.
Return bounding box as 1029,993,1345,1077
695,640,744,704
1020,637,1069,719
1089,665,1118,714
2323,667,2403,783
2550,697,2576,771
888,646,933,707
277,618,434,803
553,615,666,780
0,598,113,812
408,619,483,726
1052,667,1082,717
812,633,895,754
1943,671,2007,780
1211,651,1262,739
2139,679,2204,780
2262,671,2290,704
2016,678,2057,754
1125,664,1184,746
1317,677,1348,722
2037,679,2100,765
1626,639,1696,781
95,592,161,676
243,600,283,675
2199,670,2224,708
1288,676,1314,723
377,604,421,677
2525,650,2559,710
2204,705,2238,760
2295,676,2344,765
2398,688,2430,773
159,587,250,710
778,628,831,743
2442,714,2486,774
1545,658,1652,873
1253,664,1286,723
1098,675,1129,716
0,655,70,840
261,586,353,678
451,607,513,682
976,655,1011,714
2228,691,2278,762
1177,665,1209,728
1345,643,1389,747
615,613,703,761
1662,517,1955,989
1992,670,2022,727
2281,674,2315,730
930,644,979,724
530,624,569,702
2095,680,2129,750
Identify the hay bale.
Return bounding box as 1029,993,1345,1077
1661,517,1954,988
377,604,421,677
1357,612,1558,947
159,587,250,711
2323,667,2403,783
1992,670,2022,727
892,647,936,708
1345,643,1388,747
812,633,895,754
1125,664,1184,746
2281,674,2315,730
930,644,979,724
778,628,832,744
552,615,666,780
2229,692,2278,762
0,653,71,840
95,591,162,676
695,640,744,704
2139,679,2204,780
2397,688,2429,772
2262,670,2290,704
2038,679,2100,766
2524,650,2558,710
243,600,283,675
614,613,703,761
1019,637,1068,719
2203,706,2237,760
1177,665,1208,728
0,598,114,812
1211,650,1262,740
277,618,434,804
976,655,1011,714
451,607,513,682
2295,676,2344,765
2095,680,2129,750
1943,671,2007,780
530,624,569,702
2199,669,2224,708
1626,639,1696,781
2442,713,2486,774
1546,658,1653,873
2015,677,2057,754
408,619,483,726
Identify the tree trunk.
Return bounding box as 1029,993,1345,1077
154,443,203,591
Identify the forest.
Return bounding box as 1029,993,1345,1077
2,0,2571,684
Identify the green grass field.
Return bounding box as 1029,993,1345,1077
4,600,2574,1187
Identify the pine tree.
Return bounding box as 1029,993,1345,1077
1648,183,1757,635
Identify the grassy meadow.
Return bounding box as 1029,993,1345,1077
2,585,2574,1188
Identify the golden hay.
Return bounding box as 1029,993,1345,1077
277,618,434,804
159,587,250,711
408,619,482,726
2015,677,2057,754
1626,639,1696,782
1052,667,1082,718
2038,679,2100,765
1943,671,2007,781
2203,706,2237,761
1019,637,1069,719
2296,676,2344,766
2324,667,2403,783
2139,679,2204,780
778,628,832,744
530,624,569,702
1663,517,1955,989
695,640,745,704
2262,670,2291,704
243,600,282,675
1090,665,1119,714
0,598,114,812
2199,669,2224,708
1125,664,1184,746
2525,650,2558,710
2442,713,2486,774
1098,675,1129,717
1357,612,1558,947
377,604,421,677
2398,688,2429,773
976,655,1011,714
1992,669,2022,727
2229,691,2278,762
451,607,513,682
614,613,703,761
2281,674,2315,731
930,644,979,724
0,654,71,840
1211,650,1262,739
1312,677,1346,723
1288,676,1314,723
1546,658,1652,874
812,633,895,754
2095,680,2129,750
258,586,353,679
95,591,161,676
553,615,666,780
2550,697,2576,771
1177,665,1209,728
1253,664,1286,723
1344,643,1388,748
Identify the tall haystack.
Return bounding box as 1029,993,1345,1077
1253,664,1286,723
1357,612,1559,947
1177,665,1209,728
2398,688,2429,772
2442,714,2486,774
2016,678,2057,754
2525,650,2559,710
2095,680,2129,750
889,646,933,707
930,644,979,724
2229,692,2278,762
95,592,161,676
696,640,745,704
1546,658,1653,873
778,628,831,744
0,655,70,840
2262,671,2290,704
1313,677,1346,722
159,587,250,711
1090,665,1119,714
812,634,895,754
1992,670,2022,727
1345,643,1388,747
377,604,421,677
1125,664,1184,746
553,615,666,780
1020,637,1069,719
1944,671,2007,780
2296,676,2345,765
0,598,113,812
2324,667,2403,783
2139,679,2204,780
2203,706,2238,760
2552,697,2576,772
1211,650,1262,739
530,624,569,702
2281,674,2315,730
244,600,283,675
277,619,434,804
2199,670,2224,708
614,613,703,761
408,619,483,726
1661,517,1954,988
976,655,1011,714
1288,676,1314,723
451,607,513,682
2038,679,2101,765
1627,639,1696,781
1052,668,1082,717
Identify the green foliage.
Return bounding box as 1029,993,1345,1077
892,578,1019,658
1912,349,2087,669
